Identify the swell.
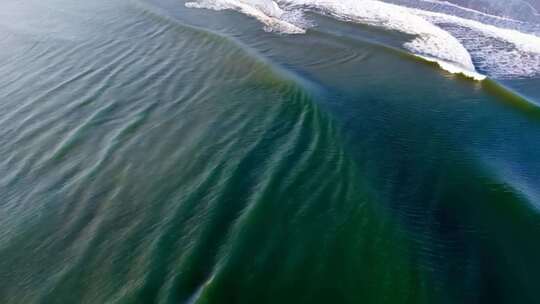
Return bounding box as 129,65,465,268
481,79,540,118
184,0,540,111
130,0,324,92
304,22,540,114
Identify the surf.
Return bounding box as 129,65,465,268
185,0,540,81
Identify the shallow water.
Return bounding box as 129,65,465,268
1,0,540,303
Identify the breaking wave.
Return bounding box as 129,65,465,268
185,0,540,80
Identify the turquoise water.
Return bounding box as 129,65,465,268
1,0,540,303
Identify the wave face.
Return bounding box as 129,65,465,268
186,0,540,80
2,0,540,303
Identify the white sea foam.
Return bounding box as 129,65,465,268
418,55,486,80
185,0,305,33
185,0,540,80
417,9,540,78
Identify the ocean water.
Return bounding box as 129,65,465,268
1,0,540,303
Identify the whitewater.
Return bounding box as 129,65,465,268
185,0,540,81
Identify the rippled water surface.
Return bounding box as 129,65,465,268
1,0,540,303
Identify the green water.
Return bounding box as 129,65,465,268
1,0,540,303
